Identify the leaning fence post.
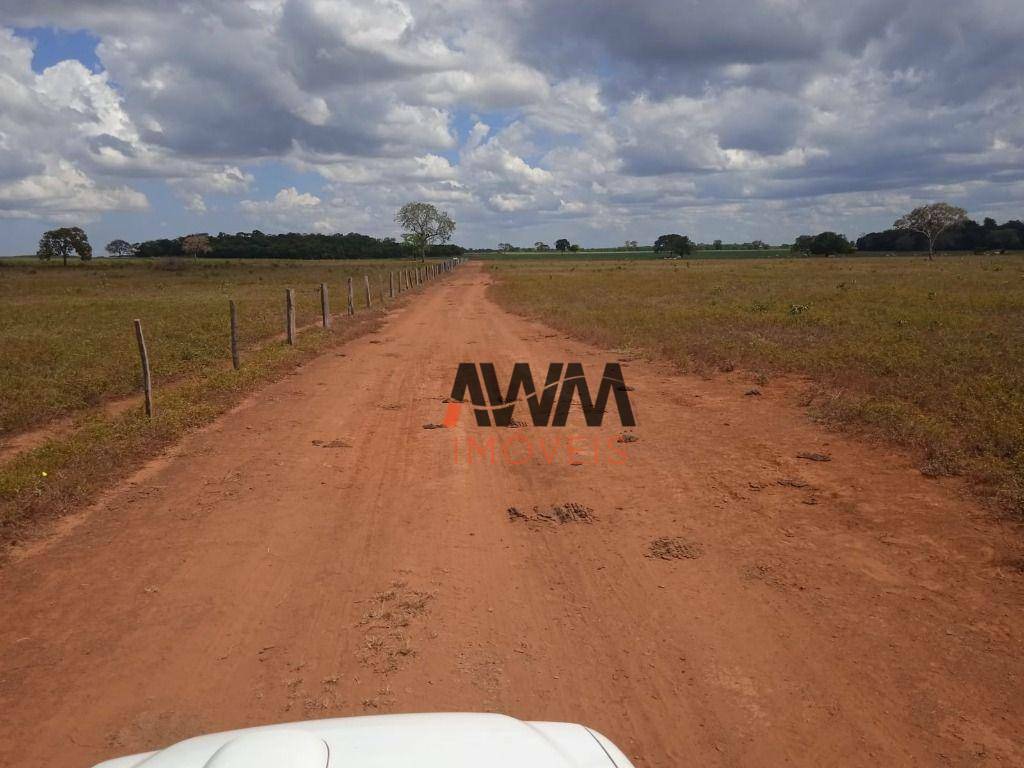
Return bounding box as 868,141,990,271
286,289,296,345
134,319,153,417
364,275,371,308
229,300,240,370
347,277,355,315
320,283,331,328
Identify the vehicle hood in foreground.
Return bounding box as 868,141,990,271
92,712,632,768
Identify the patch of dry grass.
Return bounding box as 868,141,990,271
0,256,434,542
489,255,1024,514
0,257,414,434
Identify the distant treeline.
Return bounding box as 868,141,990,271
134,230,465,260
857,217,1024,252
469,240,777,254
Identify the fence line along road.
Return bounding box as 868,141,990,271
130,260,461,417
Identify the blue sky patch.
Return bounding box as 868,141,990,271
14,26,103,73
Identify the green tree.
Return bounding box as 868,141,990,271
535,241,550,251
791,232,854,256
395,202,456,261
713,239,722,250
555,238,571,252
105,238,136,257
37,227,92,266
894,202,968,260
653,234,693,257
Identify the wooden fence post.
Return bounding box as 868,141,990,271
364,275,371,308
286,289,296,345
347,277,355,316
134,319,153,417
389,271,395,298
229,300,240,370
320,283,331,328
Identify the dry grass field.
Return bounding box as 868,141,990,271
488,254,1024,514
0,257,428,539
0,258,408,434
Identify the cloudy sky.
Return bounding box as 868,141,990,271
0,0,1022,252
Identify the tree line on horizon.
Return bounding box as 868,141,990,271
127,230,465,260
31,229,467,263
31,201,465,263
27,202,1024,265
855,216,1024,254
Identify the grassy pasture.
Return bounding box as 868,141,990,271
488,254,1024,514
0,257,410,435
0,256,429,540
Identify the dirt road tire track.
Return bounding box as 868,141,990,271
1,263,1021,767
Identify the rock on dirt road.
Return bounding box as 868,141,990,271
1,263,1022,767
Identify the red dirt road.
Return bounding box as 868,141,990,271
1,263,1022,767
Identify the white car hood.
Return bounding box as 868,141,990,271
92,713,632,768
